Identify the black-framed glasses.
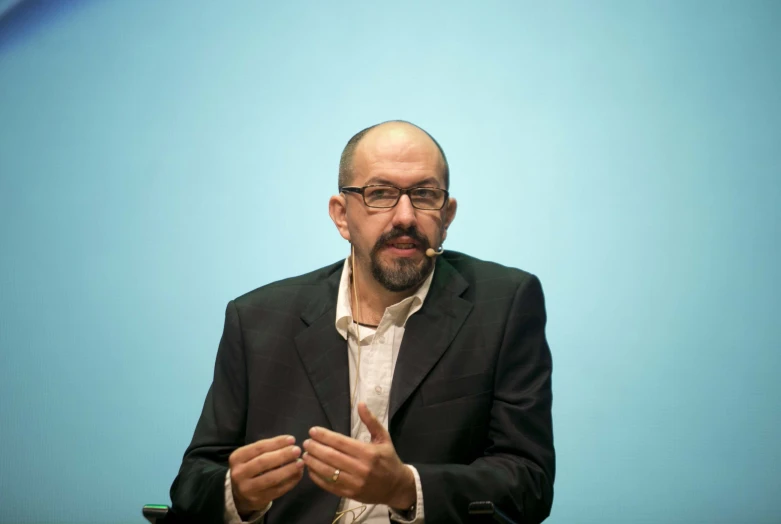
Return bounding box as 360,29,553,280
340,185,449,210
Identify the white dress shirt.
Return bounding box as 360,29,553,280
224,258,433,523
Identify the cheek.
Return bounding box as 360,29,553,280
348,218,381,251
418,215,445,240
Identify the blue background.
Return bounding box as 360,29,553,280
1,1,779,522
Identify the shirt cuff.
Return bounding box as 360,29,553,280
224,469,271,524
388,465,425,523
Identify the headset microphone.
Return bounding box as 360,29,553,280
426,246,444,257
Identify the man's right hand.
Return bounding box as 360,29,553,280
229,435,305,516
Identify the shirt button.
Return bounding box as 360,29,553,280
378,336,386,344
362,435,370,442
375,386,382,394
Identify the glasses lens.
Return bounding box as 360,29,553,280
364,186,401,208
410,188,446,209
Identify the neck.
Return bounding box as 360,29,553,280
350,258,419,325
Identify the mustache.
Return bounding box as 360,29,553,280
373,226,431,251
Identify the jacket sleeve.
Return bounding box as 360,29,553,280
414,275,555,523
170,300,249,523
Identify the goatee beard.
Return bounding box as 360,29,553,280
369,226,434,292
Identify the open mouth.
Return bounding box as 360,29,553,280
384,238,421,255
388,242,417,249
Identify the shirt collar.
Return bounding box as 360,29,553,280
335,257,435,340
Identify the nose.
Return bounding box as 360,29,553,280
391,194,417,229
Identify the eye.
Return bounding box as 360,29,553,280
413,188,437,199
364,186,400,206
371,188,392,197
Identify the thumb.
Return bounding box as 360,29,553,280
358,402,388,443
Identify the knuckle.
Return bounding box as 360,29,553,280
233,464,247,481
246,460,262,477
257,453,273,469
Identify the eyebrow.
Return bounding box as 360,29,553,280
364,176,442,188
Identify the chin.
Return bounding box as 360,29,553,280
371,254,433,293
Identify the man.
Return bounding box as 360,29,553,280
170,121,555,523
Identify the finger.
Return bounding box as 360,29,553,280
231,435,295,465
246,456,305,494
261,466,304,501
308,426,370,459
357,402,388,443
238,445,301,479
303,452,354,495
308,466,341,496
302,438,365,476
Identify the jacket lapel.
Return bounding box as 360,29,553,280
389,256,472,421
294,266,351,436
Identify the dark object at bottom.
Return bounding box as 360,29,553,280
142,505,180,524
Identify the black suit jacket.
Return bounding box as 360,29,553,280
170,251,555,523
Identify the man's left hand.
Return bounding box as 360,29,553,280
302,402,416,510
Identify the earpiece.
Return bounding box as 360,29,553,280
426,246,444,257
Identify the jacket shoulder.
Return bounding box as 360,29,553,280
442,250,537,286
232,260,343,310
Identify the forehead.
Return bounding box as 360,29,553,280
352,125,445,187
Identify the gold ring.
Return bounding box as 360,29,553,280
331,469,340,483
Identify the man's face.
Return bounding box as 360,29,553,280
330,124,457,292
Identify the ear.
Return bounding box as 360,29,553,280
441,197,457,243
329,194,351,243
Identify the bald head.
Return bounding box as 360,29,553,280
338,120,449,190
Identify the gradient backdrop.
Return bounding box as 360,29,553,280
1,1,780,523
